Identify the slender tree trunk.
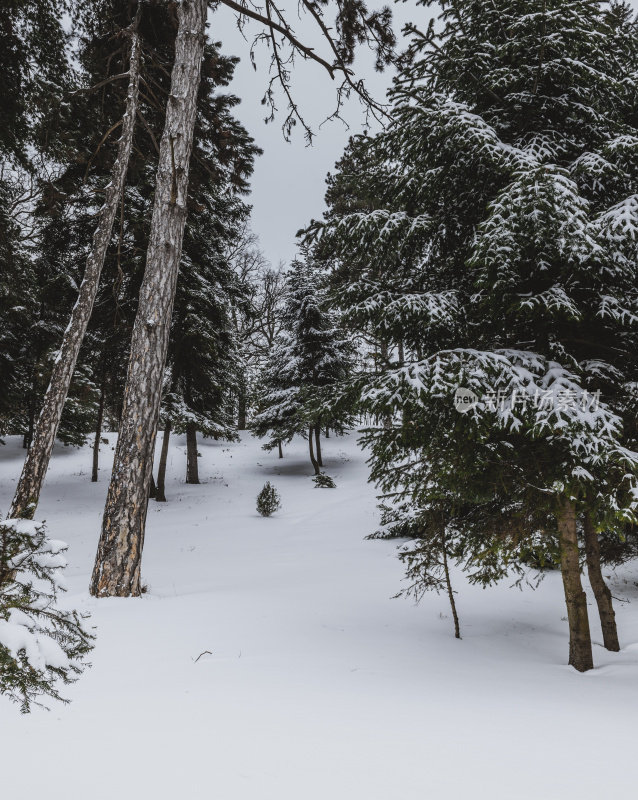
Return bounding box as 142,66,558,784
277,440,283,459
380,339,392,430
237,380,247,430
557,498,593,672
155,420,171,502
441,530,460,639
90,0,206,597
325,427,329,438
309,427,320,475
9,24,141,519
583,513,619,651
91,377,106,482
314,425,323,467
186,422,200,484
149,475,157,499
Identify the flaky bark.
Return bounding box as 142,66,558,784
583,513,619,652
155,420,171,502
186,422,200,484
9,25,141,519
308,427,320,475
557,498,593,672
90,0,207,597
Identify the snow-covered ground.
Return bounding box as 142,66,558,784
1,431,638,799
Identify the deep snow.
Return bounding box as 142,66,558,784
1,430,638,799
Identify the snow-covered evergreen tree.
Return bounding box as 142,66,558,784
251,256,355,471
312,0,638,670
0,519,93,712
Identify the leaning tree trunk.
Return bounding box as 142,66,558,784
9,25,141,519
314,425,323,467
440,531,460,639
186,422,200,484
155,420,171,502
91,376,106,482
583,513,619,651
90,0,206,597
309,427,320,475
557,498,594,672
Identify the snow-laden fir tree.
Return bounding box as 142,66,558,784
0,519,93,712
251,256,355,473
311,0,638,670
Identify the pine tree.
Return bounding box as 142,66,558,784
313,0,638,670
251,257,355,473
90,0,395,598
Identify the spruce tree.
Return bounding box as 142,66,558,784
251,257,355,473
313,0,638,670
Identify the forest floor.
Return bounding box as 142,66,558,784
1,430,638,799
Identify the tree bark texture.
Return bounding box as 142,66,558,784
314,425,323,467
583,513,619,651
186,422,200,484
91,378,106,482
9,26,141,519
557,498,594,672
90,0,206,597
309,427,320,475
155,420,171,502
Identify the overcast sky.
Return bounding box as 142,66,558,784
210,0,417,267
210,0,638,268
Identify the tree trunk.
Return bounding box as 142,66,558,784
277,440,283,459
186,422,200,484
237,381,247,430
149,475,157,499
380,339,392,430
91,377,105,482
557,498,593,672
441,530,460,639
309,427,320,475
314,425,323,467
583,513,619,652
90,0,206,597
9,24,141,519
325,427,329,438
155,420,171,502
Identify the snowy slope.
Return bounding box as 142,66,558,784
1,431,638,800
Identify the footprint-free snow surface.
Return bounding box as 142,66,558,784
2,431,638,799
